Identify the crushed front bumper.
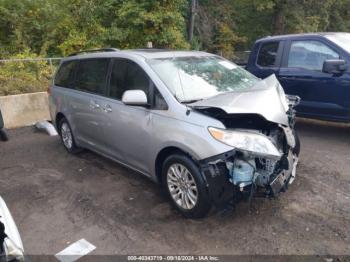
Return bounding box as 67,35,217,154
199,149,298,208
269,150,298,196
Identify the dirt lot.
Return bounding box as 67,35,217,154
0,119,349,256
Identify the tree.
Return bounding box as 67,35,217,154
107,0,189,49
1,0,350,58
194,0,246,57
0,0,190,57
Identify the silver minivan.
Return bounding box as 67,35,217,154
49,49,300,218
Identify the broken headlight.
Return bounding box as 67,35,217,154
208,127,282,159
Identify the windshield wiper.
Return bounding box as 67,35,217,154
181,99,204,104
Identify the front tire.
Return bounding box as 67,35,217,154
58,118,81,154
162,154,211,218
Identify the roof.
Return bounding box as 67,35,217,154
256,32,346,43
123,49,213,59
64,49,215,61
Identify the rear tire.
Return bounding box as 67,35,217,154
162,153,211,219
58,117,81,154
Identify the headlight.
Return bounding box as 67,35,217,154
4,237,24,262
208,127,282,159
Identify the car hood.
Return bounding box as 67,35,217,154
0,196,23,251
189,74,289,125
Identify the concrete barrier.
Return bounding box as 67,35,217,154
0,92,50,129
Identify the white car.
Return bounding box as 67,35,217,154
0,197,24,262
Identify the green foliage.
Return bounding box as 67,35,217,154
0,0,189,57
1,0,350,58
196,0,350,50
108,0,189,49
195,0,246,57
0,50,53,96
213,23,246,59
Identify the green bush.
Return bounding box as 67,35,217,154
0,51,57,96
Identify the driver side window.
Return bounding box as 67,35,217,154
109,59,168,109
287,40,340,71
109,59,150,100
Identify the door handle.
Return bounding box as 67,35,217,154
90,100,101,109
103,104,112,113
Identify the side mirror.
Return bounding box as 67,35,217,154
322,59,348,74
122,90,149,106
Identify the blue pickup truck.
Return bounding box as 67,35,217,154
245,32,350,122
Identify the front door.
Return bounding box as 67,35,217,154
278,40,349,120
102,58,155,174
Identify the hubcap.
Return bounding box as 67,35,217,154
167,163,198,210
61,122,73,149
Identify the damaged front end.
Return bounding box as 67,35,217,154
199,123,299,207
196,97,300,208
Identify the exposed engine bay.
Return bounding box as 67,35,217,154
195,94,300,208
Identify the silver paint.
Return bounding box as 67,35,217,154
189,74,289,126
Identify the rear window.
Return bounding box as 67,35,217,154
75,59,110,95
257,42,279,67
54,60,78,88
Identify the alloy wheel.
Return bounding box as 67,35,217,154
167,163,198,210
61,122,73,149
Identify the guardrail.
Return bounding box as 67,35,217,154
0,58,61,128
0,92,50,129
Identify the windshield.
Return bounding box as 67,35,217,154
326,33,350,53
148,56,259,102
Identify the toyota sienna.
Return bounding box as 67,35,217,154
49,49,300,218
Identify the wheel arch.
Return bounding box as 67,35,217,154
155,146,198,184
55,112,66,134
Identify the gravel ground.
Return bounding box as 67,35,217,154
0,118,349,256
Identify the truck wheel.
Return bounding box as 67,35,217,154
162,153,211,219
0,129,8,142
58,118,81,154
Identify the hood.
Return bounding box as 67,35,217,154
0,196,23,251
189,74,289,125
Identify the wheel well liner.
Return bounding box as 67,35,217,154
55,112,65,134
155,147,194,184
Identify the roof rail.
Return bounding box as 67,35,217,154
68,48,119,57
